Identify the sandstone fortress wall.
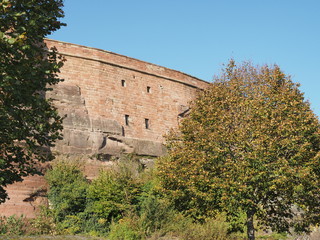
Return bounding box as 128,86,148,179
0,39,209,217
46,39,209,157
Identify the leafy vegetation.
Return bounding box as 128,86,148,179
1,152,319,239
85,164,140,224
0,215,26,235
2,2,319,240
0,0,65,203
45,157,88,224
157,60,320,240
43,156,141,236
28,154,296,239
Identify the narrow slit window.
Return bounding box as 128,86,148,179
125,115,129,126
147,86,151,93
121,80,126,87
145,118,149,129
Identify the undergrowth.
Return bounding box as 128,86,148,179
0,155,298,239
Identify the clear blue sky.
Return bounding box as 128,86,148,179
50,0,320,117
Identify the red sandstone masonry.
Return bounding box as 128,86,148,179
0,40,209,218
45,39,209,142
46,39,208,90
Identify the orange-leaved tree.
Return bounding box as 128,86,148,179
157,60,320,240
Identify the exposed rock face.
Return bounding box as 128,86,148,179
48,84,166,157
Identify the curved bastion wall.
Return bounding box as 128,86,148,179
45,39,209,157
0,39,209,218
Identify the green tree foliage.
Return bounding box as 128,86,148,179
0,0,65,203
45,157,88,222
45,157,145,236
85,163,142,224
157,60,320,240
44,155,257,239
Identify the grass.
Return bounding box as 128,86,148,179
0,236,107,240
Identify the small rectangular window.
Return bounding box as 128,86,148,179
125,115,129,126
147,86,151,93
121,80,126,87
145,118,149,129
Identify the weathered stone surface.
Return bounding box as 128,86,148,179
47,84,83,104
91,117,123,135
99,135,134,156
67,130,90,149
54,129,89,153
139,158,155,169
49,84,166,157
45,39,208,145
63,111,91,129
122,137,166,156
48,84,90,130
90,132,106,151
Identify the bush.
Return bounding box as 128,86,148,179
0,215,26,236
43,154,249,239
0,216,7,235
44,155,146,236
45,156,88,222
171,216,239,240
108,214,142,240
138,194,176,237
84,161,142,224
31,206,56,235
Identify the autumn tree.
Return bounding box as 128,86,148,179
0,0,65,203
157,61,320,240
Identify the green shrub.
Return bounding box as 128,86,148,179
145,213,244,240
0,217,7,235
31,206,56,235
44,155,147,236
56,214,83,235
42,154,248,239
80,214,109,236
138,194,176,237
108,214,142,240
174,216,236,240
0,215,26,236
45,156,88,222
84,161,142,224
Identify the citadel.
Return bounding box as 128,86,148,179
0,39,209,217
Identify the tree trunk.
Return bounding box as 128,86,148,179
247,210,255,240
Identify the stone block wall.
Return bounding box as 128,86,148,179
0,39,209,218
45,39,209,157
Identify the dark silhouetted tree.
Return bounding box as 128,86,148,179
0,0,65,203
